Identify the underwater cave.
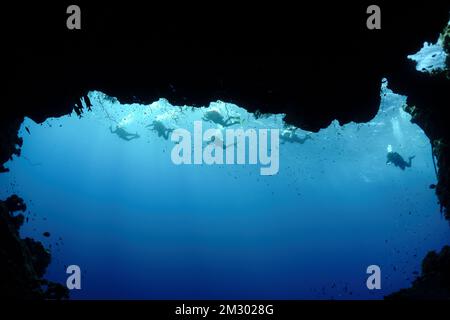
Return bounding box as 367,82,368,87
2,2,450,302
1,79,449,299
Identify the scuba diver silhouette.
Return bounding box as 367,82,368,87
147,120,174,140
109,126,140,141
202,110,241,127
386,151,415,170
280,127,312,144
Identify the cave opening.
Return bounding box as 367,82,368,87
0,79,449,299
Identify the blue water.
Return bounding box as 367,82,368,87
1,81,449,299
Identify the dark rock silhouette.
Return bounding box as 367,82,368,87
387,246,450,299
0,195,68,299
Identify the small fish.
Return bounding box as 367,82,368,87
25,127,31,135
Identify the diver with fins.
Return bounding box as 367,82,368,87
386,151,415,170
147,120,174,140
109,125,140,141
202,110,241,127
